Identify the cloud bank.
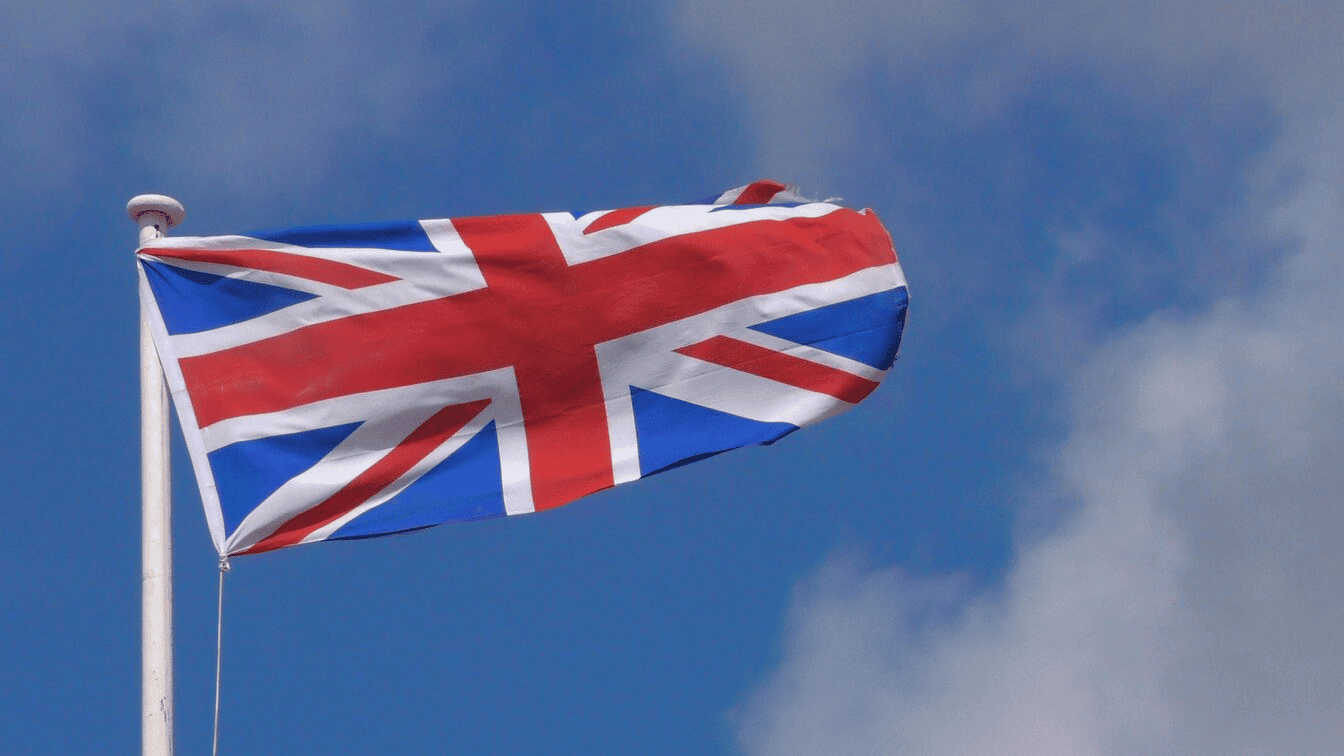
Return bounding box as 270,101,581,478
739,208,1344,754
673,2,1344,753
1,0,486,202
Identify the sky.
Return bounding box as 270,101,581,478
2,1,1341,754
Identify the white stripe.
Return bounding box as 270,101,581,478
139,253,351,297
605,390,641,485
713,186,747,205
138,269,228,552
597,265,904,478
653,353,851,426
546,202,845,266
166,278,435,357
490,371,536,516
148,232,487,357
200,370,504,451
726,322,889,383
419,218,476,259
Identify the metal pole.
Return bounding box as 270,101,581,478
129,195,185,756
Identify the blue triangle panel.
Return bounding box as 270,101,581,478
330,420,506,540
142,259,318,335
631,387,797,477
208,422,362,538
749,287,908,370
246,220,437,252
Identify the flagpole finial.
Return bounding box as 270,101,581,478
128,195,186,244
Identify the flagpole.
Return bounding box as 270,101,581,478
129,195,185,756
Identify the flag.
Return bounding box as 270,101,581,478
137,180,909,556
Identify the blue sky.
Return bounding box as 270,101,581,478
3,2,1342,754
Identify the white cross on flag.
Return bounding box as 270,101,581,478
137,180,909,556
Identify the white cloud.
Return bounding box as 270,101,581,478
744,205,1344,753
0,0,489,202
672,0,1341,160
674,2,1344,753
739,191,1344,754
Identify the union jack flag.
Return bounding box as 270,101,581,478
137,181,909,556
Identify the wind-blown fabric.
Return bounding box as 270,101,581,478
137,180,909,556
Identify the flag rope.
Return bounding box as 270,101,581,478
212,557,230,756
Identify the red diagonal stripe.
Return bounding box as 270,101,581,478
584,205,654,234
149,247,398,289
241,398,491,555
733,180,788,205
676,335,880,404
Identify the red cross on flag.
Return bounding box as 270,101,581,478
137,181,909,556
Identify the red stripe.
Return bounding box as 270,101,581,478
514,353,615,510
151,247,398,289
584,206,654,234
451,215,616,510
242,399,492,554
676,336,880,404
733,180,787,205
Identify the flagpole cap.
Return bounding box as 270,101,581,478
127,194,186,228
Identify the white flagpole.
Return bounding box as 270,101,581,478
129,195,185,756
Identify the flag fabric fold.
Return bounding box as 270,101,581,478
136,180,909,556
